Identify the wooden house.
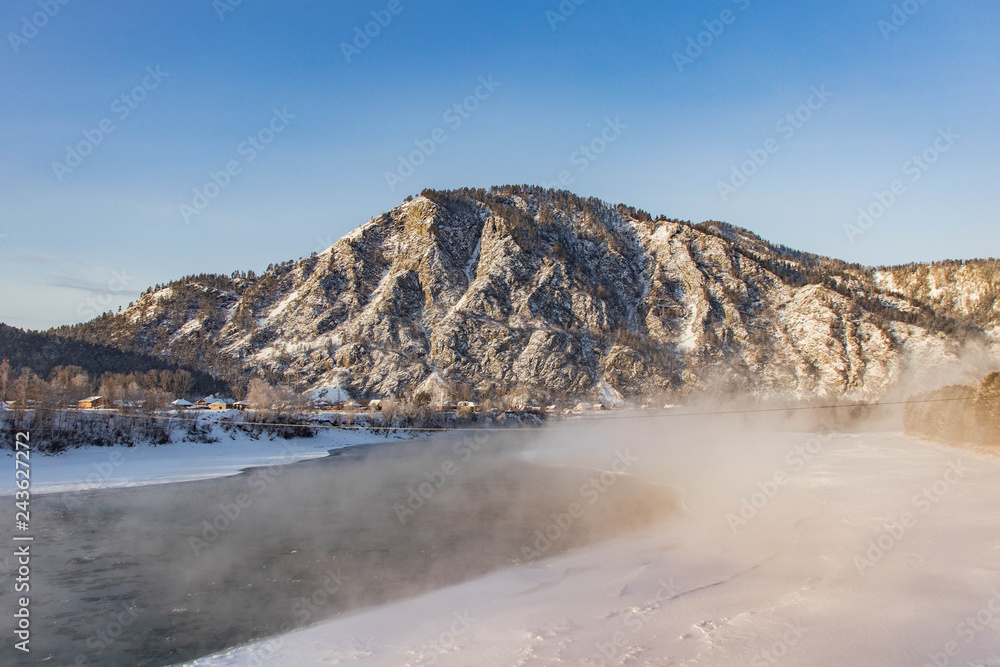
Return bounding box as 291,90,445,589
78,396,106,409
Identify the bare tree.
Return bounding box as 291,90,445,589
380,397,400,429
0,359,9,403
246,378,276,411
142,387,171,415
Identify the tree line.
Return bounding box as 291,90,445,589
904,372,1000,446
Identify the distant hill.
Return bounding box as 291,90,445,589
905,372,1000,446
49,185,1000,403
0,323,228,396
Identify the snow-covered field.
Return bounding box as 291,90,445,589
0,427,398,495
181,423,1000,667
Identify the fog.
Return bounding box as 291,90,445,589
1,426,682,666
3,396,975,666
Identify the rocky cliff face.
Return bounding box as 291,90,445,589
874,260,1000,330
54,186,1000,403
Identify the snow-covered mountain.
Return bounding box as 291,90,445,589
874,259,1000,330
54,186,1000,402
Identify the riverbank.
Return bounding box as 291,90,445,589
0,429,678,666
0,426,404,495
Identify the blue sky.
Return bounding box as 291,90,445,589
1,0,997,330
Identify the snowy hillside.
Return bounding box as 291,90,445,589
54,186,1000,402
875,260,1000,330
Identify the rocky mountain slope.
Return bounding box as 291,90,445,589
874,260,1000,330
52,186,1000,403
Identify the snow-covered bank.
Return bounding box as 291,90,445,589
0,428,408,495
184,427,1000,667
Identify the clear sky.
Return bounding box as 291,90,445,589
1,0,997,330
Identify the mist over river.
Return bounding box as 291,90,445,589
0,432,678,666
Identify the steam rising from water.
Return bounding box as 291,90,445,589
1,429,681,666
0,399,919,666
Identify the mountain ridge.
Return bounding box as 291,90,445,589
49,185,1000,403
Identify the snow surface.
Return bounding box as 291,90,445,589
181,427,1000,667
597,381,624,407
0,428,395,496
306,385,351,404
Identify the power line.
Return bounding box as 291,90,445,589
66,395,972,433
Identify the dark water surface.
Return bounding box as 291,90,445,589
0,432,678,666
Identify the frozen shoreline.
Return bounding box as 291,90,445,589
0,427,410,496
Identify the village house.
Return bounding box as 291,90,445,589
78,395,106,409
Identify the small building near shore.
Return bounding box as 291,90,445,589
78,396,106,409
